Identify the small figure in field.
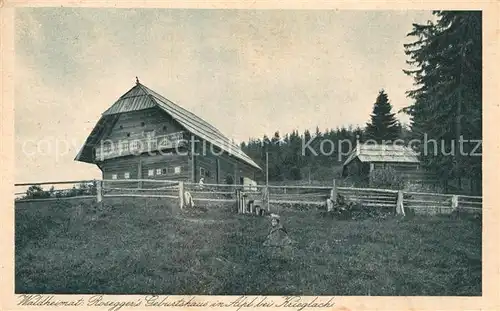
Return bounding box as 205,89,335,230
326,196,335,212
198,177,205,189
184,191,194,208
263,214,293,247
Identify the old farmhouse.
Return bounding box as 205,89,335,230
75,80,262,186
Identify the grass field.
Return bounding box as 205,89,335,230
15,197,481,295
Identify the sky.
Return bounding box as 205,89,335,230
15,8,434,183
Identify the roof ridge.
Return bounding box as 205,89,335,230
137,83,260,170
102,84,153,116
118,84,148,99
139,83,248,152
138,83,224,134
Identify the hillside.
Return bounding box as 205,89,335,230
15,198,481,295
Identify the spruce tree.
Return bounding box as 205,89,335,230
403,11,482,193
365,90,401,143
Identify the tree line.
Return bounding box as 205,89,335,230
240,94,410,183
242,11,482,194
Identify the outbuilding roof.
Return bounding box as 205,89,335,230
75,81,261,170
343,143,420,167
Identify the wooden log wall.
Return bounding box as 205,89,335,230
102,107,183,142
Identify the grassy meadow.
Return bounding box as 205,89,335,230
15,197,481,295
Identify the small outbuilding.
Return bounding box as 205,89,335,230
342,143,420,178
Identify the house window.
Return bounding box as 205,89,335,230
124,172,130,179
156,169,162,175
148,169,154,176
174,166,181,174
162,168,167,175
103,143,112,153
148,140,157,151
119,141,129,153
131,140,141,151
111,174,118,180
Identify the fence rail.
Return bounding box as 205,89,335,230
14,180,97,186
14,179,483,215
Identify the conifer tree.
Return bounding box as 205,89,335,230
365,90,401,143
403,11,482,193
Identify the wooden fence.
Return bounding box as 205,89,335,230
14,179,482,215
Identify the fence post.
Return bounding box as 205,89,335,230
451,195,459,212
235,189,240,213
178,181,184,210
265,186,270,211
236,189,243,214
96,180,103,203
331,180,337,200
242,192,247,214
396,190,405,216
328,180,337,212
239,190,243,214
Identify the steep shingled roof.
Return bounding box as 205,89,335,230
343,143,420,167
75,82,261,170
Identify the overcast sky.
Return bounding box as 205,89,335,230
15,8,434,182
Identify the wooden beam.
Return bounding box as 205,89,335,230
104,194,178,199
15,180,97,186
15,196,96,203
97,180,103,203
234,162,238,185
396,190,405,215
191,197,236,203
102,178,177,183
337,186,399,194
137,158,143,188
178,181,184,209
216,158,220,184
190,150,195,183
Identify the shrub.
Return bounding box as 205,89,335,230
76,181,97,195
289,167,302,180
25,185,51,199
340,175,369,188
404,181,444,194
322,195,394,220
369,167,405,190
22,181,98,200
